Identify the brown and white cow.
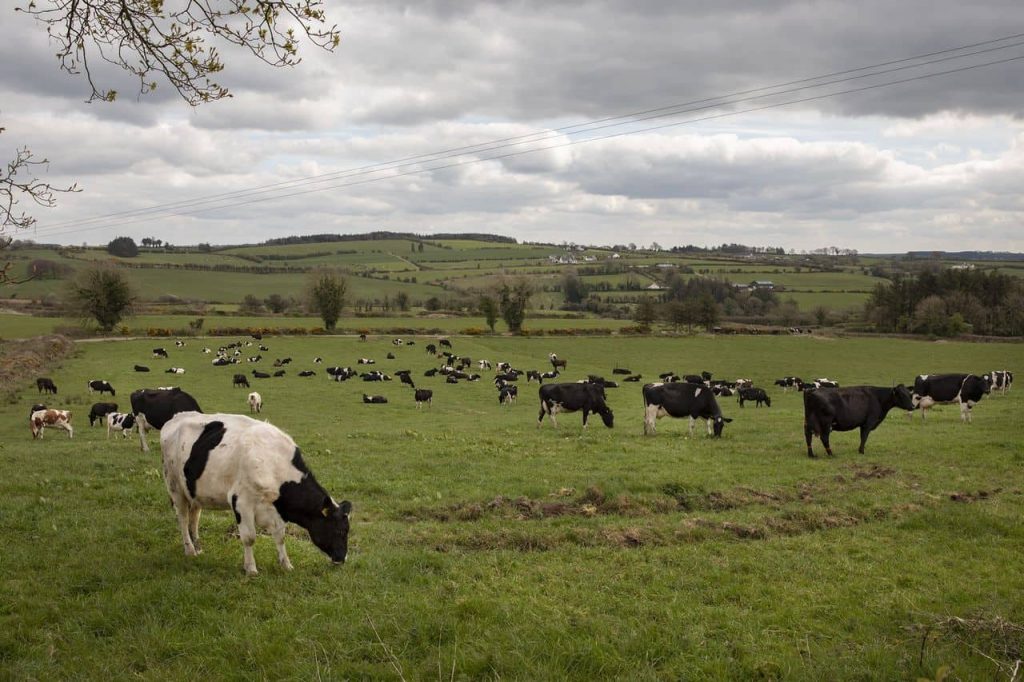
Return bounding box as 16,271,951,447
30,409,73,439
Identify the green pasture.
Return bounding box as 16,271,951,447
2,334,1023,679
780,291,871,312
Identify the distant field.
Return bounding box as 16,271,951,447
781,291,871,311
2,334,1022,679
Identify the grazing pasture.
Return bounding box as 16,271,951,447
2,334,1023,679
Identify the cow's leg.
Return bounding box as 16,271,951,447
705,418,713,436
804,418,816,457
820,424,834,457
536,404,546,429
172,495,199,557
643,404,658,435
188,506,202,553
960,402,971,423
137,415,150,452
267,513,293,571
582,410,589,429
65,422,73,438
858,425,871,454
237,504,259,576
688,417,696,438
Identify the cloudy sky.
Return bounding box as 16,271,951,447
2,0,1023,252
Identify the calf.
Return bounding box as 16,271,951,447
131,387,202,452
233,374,250,388
414,389,433,408
247,392,263,414
160,412,352,575
642,382,732,437
135,365,151,372
537,383,613,429
911,373,991,423
36,377,57,394
153,348,169,358
30,409,73,439
88,380,116,396
804,385,914,457
362,394,388,404
738,387,771,408
106,412,137,439
88,401,119,426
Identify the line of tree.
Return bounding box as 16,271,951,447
262,232,518,246
865,267,1024,336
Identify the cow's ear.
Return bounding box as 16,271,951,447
321,496,334,517
339,500,352,517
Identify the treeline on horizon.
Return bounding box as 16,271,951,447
260,232,518,246
866,267,1024,336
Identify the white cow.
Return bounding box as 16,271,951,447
160,413,352,575
247,391,263,414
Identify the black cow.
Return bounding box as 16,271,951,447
623,375,642,383
804,384,914,457
911,373,991,423
36,377,57,394
414,389,433,407
273,370,286,378
425,344,437,355
88,401,119,426
537,383,613,429
738,387,771,408
362,394,388,404
612,368,632,375
642,382,732,437
684,375,705,385
399,373,415,388
439,339,452,349
233,374,250,388
252,370,271,379
130,387,202,452
88,380,116,396
134,365,151,372
153,348,169,358
298,370,316,377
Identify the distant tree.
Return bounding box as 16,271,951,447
106,236,139,257
65,263,135,331
395,291,410,311
28,258,73,280
418,243,425,253
913,295,949,335
424,296,442,311
499,279,532,333
562,270,588,305
479,294,499,332
263,293,289,313
307,269,347,330
633,298,657,331
239,294,264,313
697,295,720,331
812,305,830,326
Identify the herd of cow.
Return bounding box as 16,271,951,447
23,336,1013,574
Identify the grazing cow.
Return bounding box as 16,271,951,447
233,374,250,388
159,412,351,574
247,392,262,414
252,370,270,379
399,373,415,388
106,412,137,439
499,385,518,405
88,380,116,396
166,367,186,375
153,348,169,358
131,388,202,452
537,383,613,429
359,333,367,342
804,384,914,457
88,401,119,426
425,344,437,355
738,387,771,408
362,394,388,404
298,370,316,377
175,340,186,348
549,353,568,371
36,377,57,394
30,409,73,439
414,389,433,408
642,382,732,437
439,339,452,349
135,365,151,373
911,373,991,423
774,377,802,392
989,370,1013,395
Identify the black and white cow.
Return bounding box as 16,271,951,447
175,340,186,348
537,383,613,429
153,348,169,358
362,394,388,404
298,370,316,377
166,367,186,375
159,412,352,575
88,380,116,396
130,387,202,452
106,412,137,439
36,377,57,394
549,353,568,371
88,401,119,426
642,382,732,437
804,384,914,457
737,387,771,408
212,357,231,367
623,375,643,383
357,358,375,365
911,373,991,423
989,370,1013,395
499,385,518,405
414,389,433,408
774,377,802,391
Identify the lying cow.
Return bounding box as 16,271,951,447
106,412,137,439
537,383,613,429
30,409,73,439
911,373,990,423
642,382,732,437
804,384,914,457
363,394,388,404
160,412,352,575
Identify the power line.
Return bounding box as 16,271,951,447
30,37,1024,238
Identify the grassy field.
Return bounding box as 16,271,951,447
2,334,1023,679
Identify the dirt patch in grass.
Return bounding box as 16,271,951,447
948,489,1001,503
912,615,1024,678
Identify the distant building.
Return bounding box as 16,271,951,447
749,280,775,291
646,283,665,290
950,263,975,270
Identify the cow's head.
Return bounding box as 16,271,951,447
598,404,614,428
980,375,992,394
891,384,915,411
308,498,352,564
712,415,733,437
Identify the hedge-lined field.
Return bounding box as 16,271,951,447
2,334,1022,679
